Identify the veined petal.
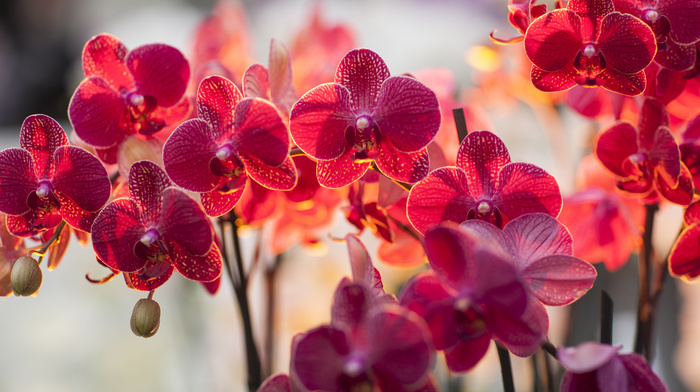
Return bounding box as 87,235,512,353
51,146,111,212
54,193,99,233
595,122,640,177
424,226,478,288
163,119,220,192
290,83,354,160
316,149,370,189
567,0,615,41
243,155,297,191
372,76,441,153
522,254,597,306
670,224,700,279
654,40,696,72
638,97,669,150
597,69,646,96
124,263,173,291
649,126,681,186
374,142,429,184
0,148,37,215
494,162,562,221
335,49,390,112
406,167,474,234
685,200,700,226
658,0,700,44
91,198,146,273
598,13,656,75
524,10,582,72
456,130,511,199
530,64,579,92
492,298,548,357
159,187,212,256
197,75,243,134
619,353,669,391
19,115,68,179
656,163,693,206
268,38,296,109
503,213,573,269
128,161,173,224
68,76,127,148
201,187,244,217
235,180,281,225
6,209,62,237
443,334,492,373
169,240,222,282
292,326,349,392
243,63,271,100
81,33,133,91
458,219,514,258
233,98,289,167
127,43,189,108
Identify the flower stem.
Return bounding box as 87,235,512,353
28,221,66,265
264,253,283,377
634,203,658,359
600,290,613,345
497,344,516,392
452,108,468,144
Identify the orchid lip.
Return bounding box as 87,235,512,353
454,297,472,312
583,44,596,59
356,116,372,130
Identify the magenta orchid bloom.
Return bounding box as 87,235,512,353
595,97,693,205
91,161,222,291
0,115,111,237
558,342,668,391
68,34,190,163
163,75,296,217
399,225,543,372
407,130,562,233
291,235,434,392
289,48,441,188
523,0,656,95
614,0,700,71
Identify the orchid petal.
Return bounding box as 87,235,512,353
51,146,110,212
201,187,244,217
243,63,271,100
54,193,99,233
19,115,68,179
424,226,478,288
567,0,614,41
197,75,243,134
656,162,693,206
638,98,670,150
159,187,212,256
0,148,37,215
91,198,146,273
316,149,370,189
124,263,173,291
127,43,189,108
374,142,429,184
292,326,349,392
670,224,700,279
598,13,656,74
128,161,172,224
443,334,492,373
658,0,700,44
407,167,474,234
163,119,220,192
503,213,573,267
524,10,582,72
595,122,640,177
243,155,297,191
530,64,579,92
457,130,511,198
597,69,647,96
233,98,289,167
169,241,222,282
81,34,133,91
522,254,596,306
495,162,562,221
68,76,127,148
335,49,390,112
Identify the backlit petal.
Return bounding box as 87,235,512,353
91,198,146,272
0,148,37,215
19,115,68,179
243,155,297,191
159,188,212,256
335,49,390,112
127,43,189,108
128,161,173,224
51,146,111,212
163,119,220,192
524,10,582,72
197,75,243,135
595,122,640,177
522,255,596,306
374,142,429,184
169,241,222,282
68,76,127,148
407,167,474,234
494,162,562,221
456,130,511,199
598,13,656,74
233,98,289,167
316,149,370,189
81,33,133,91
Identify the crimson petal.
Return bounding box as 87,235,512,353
128,161,172,224
159,188,212,256
530,64,579,92
424,226,477,288
292,327,349,391
91,198,146,273
503,213,573,267
372,76,441,153
0,148,37,215
597,69,647,96
670,224,700,278
649,126,681,186
290,83,353,160
163,119,221,192
457,130,511,199
595,122,640,177
658,0,700,44
316,149,370,189
243,155,297,190
125,262,174,291
443,334,492,373
374,143,429,184
243,63,271,100
524,10,582,72
522,255,596,306
598,13,656,74
656,163,693,206
127,43,189,108
335,49,390,112
19,115,68,179
567,0,614,41
197,75,243,134
51,146,111,212
494,162,562,221
654,40,696,71
233,98,289,167
168,241,222,282
201,188,244,217
81,34,133,91
54,193,99,233
68,76,127,148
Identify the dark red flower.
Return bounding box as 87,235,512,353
524,0,656,95
91,161,221,290
595,97,693,205
289,48,441,188
68,34,190,162
163,75,296,217
0,115,111,236
669,201,700,279
407,130,561,233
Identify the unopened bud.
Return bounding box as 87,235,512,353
130,298,161,338
11,256,42,296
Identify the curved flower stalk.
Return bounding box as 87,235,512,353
407,130,561,233
0,115,111,236
91,161,222,291
523,0,656,95
163,75,297,217
290,48,441,188
68,33,191,164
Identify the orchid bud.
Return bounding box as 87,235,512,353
11,256,42,296
130,298,161,338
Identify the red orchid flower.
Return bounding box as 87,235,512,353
407,130,562,233
399,225,542,372
523,0,656,95
595,97,693,205
614,0,700,71
91,161,222,291
558,342,668,391
243,39,297,117
289,48,441,188
0,115,111,237
669,201,700,279
490,0,553,44
679,112,700,190
68,34,191,164
163,75,296,217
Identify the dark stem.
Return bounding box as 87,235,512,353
600,290,613,345
634,203,658,359
264,253,284,377
541,341,558,359
290,148,305,157
497,344,516,392
29,221,66,265
218,215,262,391
542,349,554,392
452,108,468,144
387,215,423,243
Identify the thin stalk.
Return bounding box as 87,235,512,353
28,221,66,264
264,253,283,377
634,203,658,359
497,344,516,392
452,108,468,144
600,290,613,345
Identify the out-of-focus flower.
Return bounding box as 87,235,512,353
290,48,441,188
243,39,297,118
490,0,553,44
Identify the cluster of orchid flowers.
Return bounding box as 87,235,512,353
4,0,700,390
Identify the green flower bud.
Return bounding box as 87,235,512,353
130,298,160,338
11,256,42,296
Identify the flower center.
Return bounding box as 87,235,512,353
573,43,607,86
454,297,486,339
210,144,246,183
583,44,596,59
346,116,380,162
644,9,659,24
36,181,53,199
125,91,164,136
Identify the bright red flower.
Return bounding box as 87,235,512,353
669,201,700,279
0,115,111,236
679,112,700,189
407,130,562,233
524,0,656,95
558,342,667,391
289,48,441,188
68,34,191,163
91,161,222,291
163,75,296,217
595,97,693,205
399,225,542,372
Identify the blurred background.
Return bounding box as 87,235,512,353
0,0,694,391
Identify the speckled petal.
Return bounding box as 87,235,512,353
81,33,133,91
316,149,370,189
494,162,563,221
169,241,222,282
524,10,582,72
456,130,511,199
233,98,289,167
91,198,146,273
51,146,111,212
0,148,37,215
127,43,190,108
335,48,390,112
374,142,429,184
159,187,212,256
19,115,68,179
68,76,127,148
163,119,221,192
